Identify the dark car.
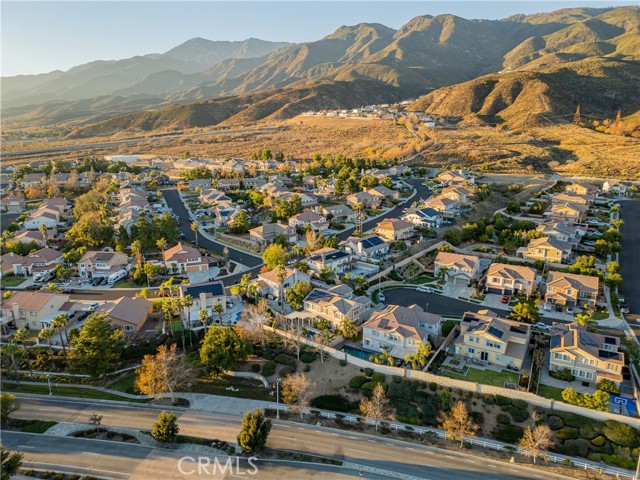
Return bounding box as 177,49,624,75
60,288,74,294
555,304,563,312
25,284,42,291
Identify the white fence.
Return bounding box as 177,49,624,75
266,403,634,478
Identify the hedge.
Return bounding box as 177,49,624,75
274,353,293,365
349,376,368,389
505,405,529,423
262,361,276,377
602,420,640,448
559,439,590,457
250,364,261,373
591,435,606,447
364,368,374,377
495,395,511,406
371,373,385,384
496,413,510,425
493,425,524,443
547,415,564,430
361,381,388,392
300,352,316,364
555,427,579,440
311,395,351,412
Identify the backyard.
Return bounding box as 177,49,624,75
440,367,520,387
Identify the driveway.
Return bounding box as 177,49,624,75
441,282,474,299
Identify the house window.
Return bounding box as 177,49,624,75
553,352,571,362
123,325,134,331
467,347,475,354
372,331,379,337
485,341,501,350
607,363,617,371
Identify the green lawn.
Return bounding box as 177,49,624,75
589,309,609,321
112,279,138,288
2,383,149,403
537,384,565,401
442,368,519,387
107,373,137,394
9,419,57,433
414,276,436,284
0,276,26,287
442,320,459,337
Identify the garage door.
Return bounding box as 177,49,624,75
454,276,468,286
487,287,502,294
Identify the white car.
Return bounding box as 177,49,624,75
378,292,386,302
416,286,433,293
534,322,551,332
87,302,99,311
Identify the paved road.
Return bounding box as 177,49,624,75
0,126,278,158
9,395,566,480
619,200,640,316
0,212,19,232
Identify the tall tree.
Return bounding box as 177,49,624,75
135,344,188,404
237,409,272,453
199,326,251,376
67,313,123,378
360,383,392,431
13,329,32,375
50,314,69,355
262,244,288,270
439,401,479,448
213,302,224,325
38,223,48,247
0,394,18,426
281,373,313,418
0,445,23,480
339,318,358,341
38,328,56,369
156,237,168,273
509,302,539,323
518,424,554,464
198,309,210,331
151,411,180,443
0,343,21,385
191,221,199,246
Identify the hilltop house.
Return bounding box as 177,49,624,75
548,203,588,223
602,180,629,197
424,196,458,217
362,305,442,359
566,183,598,196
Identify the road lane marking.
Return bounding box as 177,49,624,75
18,445,36,449
277,424,291,428
367,440,376,443
445,455,455,459
347,436,357,440
275,436,292,440
463,458,476,463
386,443,394,446
424,450,434,454
488,464,497,468
26,462,129,476
297,427,305,430
331,433,340,436
347,448,370,455
82,452,101,456
406,447,415,451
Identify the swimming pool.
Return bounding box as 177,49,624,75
343,345,376,361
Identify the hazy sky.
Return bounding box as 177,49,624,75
2,1,636,76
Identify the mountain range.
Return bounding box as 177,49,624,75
2,6,639,135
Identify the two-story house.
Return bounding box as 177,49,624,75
402,207,442,229
566,182,598,196
550,322,623,386
602,180,629,197
179,281,227,326
249,223,297,247
341,235,389,262
366,186,400,202
434,252,481,285
23,207,60,230
78,250,129,279
346,191,382,209
288,210,329,232
12,248,63,277
362,304,442,359
424,196,458,217
545,271,599,308
302,288,371,328
163,243,208,274
257,268,311,300
97,296,153,333
548,202,588,223
2,194,26,213
536,221,579,243
306,247,355,275
440,186,474,204
0,291,69,330
484,263,537,297
374,219,415,242
454,310,531,369
551,192,592,206
520,236,568,263
320,204,356,223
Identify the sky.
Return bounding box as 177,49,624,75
1,1,636,76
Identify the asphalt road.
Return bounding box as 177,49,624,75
1,212,19,232
9,395,565,480
619,200,640,316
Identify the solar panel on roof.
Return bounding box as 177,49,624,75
550,336,560,348
487,326,504,339
185,282,224,297
598,350,621,360
510,326,526,335
579,332,599,347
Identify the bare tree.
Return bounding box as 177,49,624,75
518,424,554,464
89,412,103,432
439,401,479,448
135,344,189,404
241,302,269,348
281,373,314,418
359,383,392,431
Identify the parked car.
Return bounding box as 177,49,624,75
501,295,509,304
416,286,433,293
555,304,563,312
583,240,595,246
87,302,99,311
566,307,574,315
534,322,551,332
25,284,42,291
620,303,630,314
378,292,386,302
544,303,552,311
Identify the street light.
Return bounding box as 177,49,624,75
47,374,52,396
275,377,282,419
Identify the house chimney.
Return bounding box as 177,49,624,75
11,302,20,321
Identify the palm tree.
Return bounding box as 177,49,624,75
13,328,32,375
156,237,168,274
38,328,56,369
191,221,199,246
131,240,143,270
198,308,210,331
181,294,194,347
46,283,61,293
50,314,69,355
161,298,177,336
246,282,259,304
39,224,48,247
275,265,287,312
239,273,252,297
406,342,433,370
371,348,394,366
135,287,149,299
339,318,358,340
213,302,224,325
1,342,21,385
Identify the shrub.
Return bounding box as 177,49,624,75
559,412,601,430
495,395,511,406
300,352,316,364
602,420,640,448
505,405,529,423
392,375,402,384
601,453,637,470
339,360,347,367
304,364,311,372
555,427,579,440
262,361,276,377
371,373,385,384
547,415,564,430
311,395,351,412
361,381,379,392
550,368,575,382
497,413,510,425
274,353,292,365
482,394,495,405
392,399,421,424
511,399,528,410
580,424,603,440
364,368,374,377
387,382,413,401
591,435,606,447
493,425,524,443
250,364,261,373
560,439,590,458
429,382,438,392
470,411,484,426
349,376,368,389
279,365,295,377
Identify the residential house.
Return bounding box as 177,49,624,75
0,291,69,330
545,271,599,307
78,250,129,279
306,247,355,275
434,252,481,285
437,170,474,186
550,322,624,386
216,178,242,192
97,296,153,333
602,180,629,197
199,189,230,205
366,185,400,201
257,268,311,299
362,305,442,358
321,204,356,222
279,192,317,207
424,196,458,217
288,210,329,232
180,281,227,325
163,243,208,274
551,192,592,206
2,195,25,213
0,253,22,276
455,310,531,369
12,248,63,277
389,165,411,176
484,263,537,297
402,207,442,229
302,288,371,328
20,173,46,188
115,209,140,234
536,221,579,243
210,202,240,227
440,186,474,204
249,223,297,247
374,219,415,242
23,206,60,230
346,191,382,209
13,229,50,247
187,179,213,190
243,177,267,190
566,182,598,196
341,235,389,261
520,236,568,263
